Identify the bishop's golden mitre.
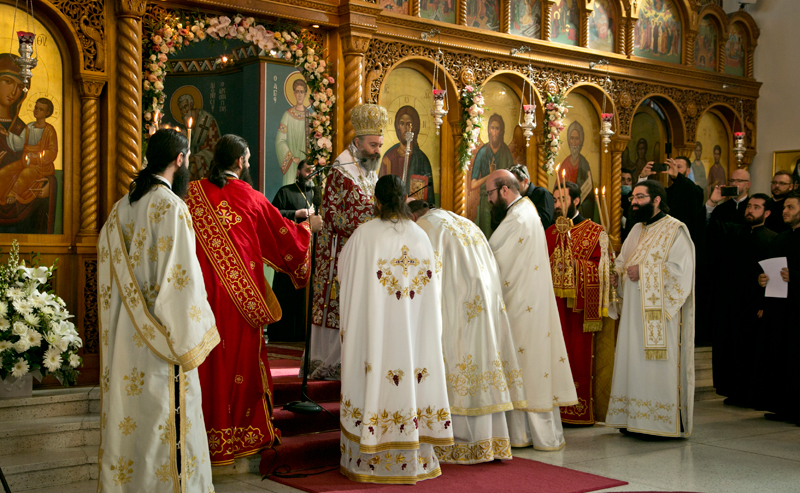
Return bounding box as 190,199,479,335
350,103,389,137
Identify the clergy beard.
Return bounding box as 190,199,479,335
357,150,381,173
631,202,655,223
172,163,191,199
554,203,576,219
239,164,253,187
298,178,314,189
744,211,765,226
570,145,581,160
490,196,508,226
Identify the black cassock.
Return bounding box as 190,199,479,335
757,227,800,417
268,181,319,342
706,220,776,404
765,197,790,234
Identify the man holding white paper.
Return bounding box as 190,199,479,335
757,193,800,424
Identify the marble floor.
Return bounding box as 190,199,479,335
26,398,800,493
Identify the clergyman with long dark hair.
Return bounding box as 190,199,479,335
337,174,453,483
97,128,220,491
184,134,322,465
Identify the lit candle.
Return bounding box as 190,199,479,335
186,117,193,144
594,188,605,229
600,186,610,230
154,109,160,130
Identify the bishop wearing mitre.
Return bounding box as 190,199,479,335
487,170,577,451
306,103,387,380
338,176,453,483
410,200,527,464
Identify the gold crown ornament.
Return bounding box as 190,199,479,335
351,103,389,137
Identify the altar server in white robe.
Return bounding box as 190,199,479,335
97,129,220,492
338,175,453,484
607,180,695,437
487,170,578,451
410,201,527,464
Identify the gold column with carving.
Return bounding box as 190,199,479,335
453,124,467,216
501,0,511,33
411,0,420,17
581,2,593,48
340,31,372,145
535,133,548,188
457,0,467,26
115,0,146,200
746,47,755,78
78,78,106,238
718,40,727,73
685,31,697,67
543,0,554,41
609,138,629,249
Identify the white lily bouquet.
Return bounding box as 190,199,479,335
0,240,82,386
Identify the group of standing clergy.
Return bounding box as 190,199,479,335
96,102,700,491
98,129,321,491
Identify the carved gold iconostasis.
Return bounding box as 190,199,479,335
0,0,762,387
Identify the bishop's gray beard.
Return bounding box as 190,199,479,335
360,154,381,173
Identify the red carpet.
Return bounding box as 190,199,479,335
267,457,627,493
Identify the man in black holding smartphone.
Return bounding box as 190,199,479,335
705,168,751,224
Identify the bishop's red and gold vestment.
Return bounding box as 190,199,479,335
546,217,605,424
186,178,312,465
307,147,377,380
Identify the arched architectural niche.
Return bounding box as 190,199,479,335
4,0,92,78
696,102,743,174
695,4,729,39
585,0,625,54
377,57,459,209
629,0,691,65
561,82,617,220
626,93,687,149
726,11,759,78
694,5,727,72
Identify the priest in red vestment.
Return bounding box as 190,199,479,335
306,103,388,380
186,134,322,465
546,181,609,425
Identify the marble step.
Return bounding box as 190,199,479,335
0,446,97,492
695,347,712,361
695,386,721,401
0,386,100,422
695,362,712,382
0,414,100,456
0,444,262,491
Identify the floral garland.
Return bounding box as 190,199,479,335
0,241,82,386
142,14,336,167
543,90,569,175
456,85,486,173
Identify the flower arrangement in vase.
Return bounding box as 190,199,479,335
0,241,82,394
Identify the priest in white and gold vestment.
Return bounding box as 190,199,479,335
410,201,527,464
338,175,453,484
487,170,578,451
607,180,695,437
97,129,220,492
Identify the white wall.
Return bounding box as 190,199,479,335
722,0,800,193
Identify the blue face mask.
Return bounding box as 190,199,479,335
621,185,632,195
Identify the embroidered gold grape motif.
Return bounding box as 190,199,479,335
386,369,404,386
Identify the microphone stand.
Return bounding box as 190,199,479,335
283,217,323,414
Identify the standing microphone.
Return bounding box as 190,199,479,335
305,160,357,180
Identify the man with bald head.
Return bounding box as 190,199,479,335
706,168,751,224
487,169,578,451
